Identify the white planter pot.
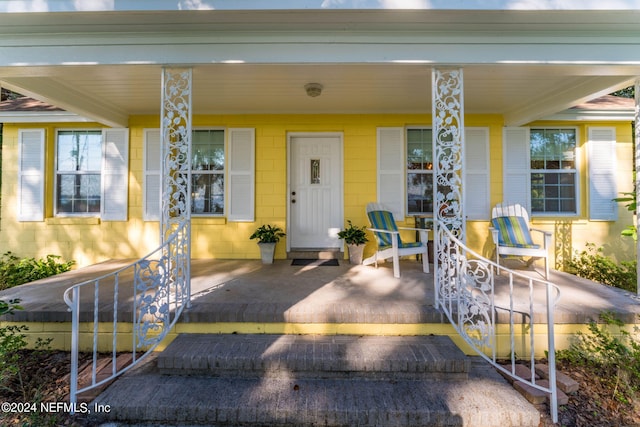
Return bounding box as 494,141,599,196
258,242,276,264
347,244,365,265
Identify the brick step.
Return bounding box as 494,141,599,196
156,334,471,380
90,357,541,427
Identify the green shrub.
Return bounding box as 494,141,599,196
0,299,27,395
0,252,75,291
557,312,640,404
566,243,636,293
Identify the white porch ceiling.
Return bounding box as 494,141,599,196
2,63,637,128
1,9,639,127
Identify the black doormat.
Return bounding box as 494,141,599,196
291,259,339,266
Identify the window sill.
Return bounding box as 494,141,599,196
46,217,101,225
192,217,227,225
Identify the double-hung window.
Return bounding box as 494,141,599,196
530,128,577,215
406,128,434,215
56,130,103,214
143,127,254,222
191,129,225,215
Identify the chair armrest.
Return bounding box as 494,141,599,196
397,226,426,232
530,228,552,236
530,228,552,249
398,227,430,243
367,228,399,235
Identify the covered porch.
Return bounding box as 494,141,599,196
1,257,638,354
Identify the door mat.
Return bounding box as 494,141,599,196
291,259,339,266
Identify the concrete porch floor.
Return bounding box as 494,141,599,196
1,257,638,327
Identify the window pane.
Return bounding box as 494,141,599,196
530,128,576,170
56,173,101,214
192,173,224,214
193,130,224,171
57,131,102,172
406,129,433,170
407,172,433,214
530,129,577,214
530,172,576,214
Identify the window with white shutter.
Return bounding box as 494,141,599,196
18,129,45,222
464,127,490,220
101,128,129,221
144,128,255,221
227,128,255,222
377,127,405,221
143,129,161,221
503,127,532,212
504,127,579,216
588,127,617,221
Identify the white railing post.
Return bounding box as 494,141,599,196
64,220,190,406
66,286,80,410
435,221,560,424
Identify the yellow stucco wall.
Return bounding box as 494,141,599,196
0,115,635,268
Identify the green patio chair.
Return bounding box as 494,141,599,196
362,202,430,278
490,202,551,279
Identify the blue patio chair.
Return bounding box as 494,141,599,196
362,202,430,278
489,202,551,279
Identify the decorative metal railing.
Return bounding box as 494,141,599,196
63,219,190,408
434,222,561,423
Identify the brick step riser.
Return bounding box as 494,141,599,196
156,334,471,380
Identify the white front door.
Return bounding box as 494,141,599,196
288,134,343,250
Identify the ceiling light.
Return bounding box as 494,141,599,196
304,83,323,97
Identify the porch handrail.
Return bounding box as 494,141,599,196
434,222,561,424
63,219,191,408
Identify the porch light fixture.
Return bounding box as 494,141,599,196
304,83,323,97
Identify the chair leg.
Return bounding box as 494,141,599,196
392,234,400,278
422,245,430,274
544,257,549,280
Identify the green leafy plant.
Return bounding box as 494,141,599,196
557,312,640,405
249,224,286,243
0,299,27,395
0,252,75,291
337,220,368,245
567,243,636,293
613,190,637,240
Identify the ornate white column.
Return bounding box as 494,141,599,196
160,67,192,242
432,68,465,239
432,68,465,305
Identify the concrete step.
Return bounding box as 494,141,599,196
156,334,471,380
89,334,540,426
90,356,540,427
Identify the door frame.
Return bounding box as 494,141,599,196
286,132,344,252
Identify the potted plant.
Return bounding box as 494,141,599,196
250,224,286,264
337,220,369,264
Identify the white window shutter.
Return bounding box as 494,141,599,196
377,127,405,221
143,129,161,221
101,128,129,221
464,127,490,220
588,127,618,221
227,128,255,222
18,129,45,222
503,127,531,212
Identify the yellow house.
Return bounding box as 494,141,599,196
0,4,638,272
0,97,635,269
